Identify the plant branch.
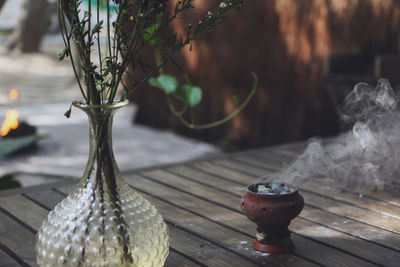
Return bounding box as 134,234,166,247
167,73,258,130
58,0,87,101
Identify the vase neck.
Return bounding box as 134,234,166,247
73,100,129,184
87,106,116,163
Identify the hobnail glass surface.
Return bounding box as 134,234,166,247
36,100,169,267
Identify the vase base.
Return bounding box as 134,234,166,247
252,239,294,254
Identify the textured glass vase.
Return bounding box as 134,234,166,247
36,100,169,267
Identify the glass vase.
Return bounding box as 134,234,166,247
36,100,169,267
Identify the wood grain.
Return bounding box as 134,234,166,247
26,187,264,267
1,143,400,266
55,185,307,266
1,190,206,267
127,172,376,267
165,164,400,266
0,211,37,266
0,247,20,267
249,148,400,206
210,158,400,234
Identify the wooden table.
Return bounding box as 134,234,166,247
1,142,400,266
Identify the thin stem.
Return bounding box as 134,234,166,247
107,2,113,67
58,1,87,101
88,0,92,69
65,0,99,105
106,0,115,101
59,0,244,108
167,73,259,130
167,98,187,116
57,1,69,50
109,2,147,102
112,3,119,67
126,54,173,96
96,0,103,102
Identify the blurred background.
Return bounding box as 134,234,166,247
131,0,400,150
1,0,400,188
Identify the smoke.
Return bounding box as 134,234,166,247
276,79,400,194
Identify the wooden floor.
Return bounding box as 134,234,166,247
1,142,400,266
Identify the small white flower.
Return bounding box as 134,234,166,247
220,2,227,8
198,20,202,24
207,11,212,17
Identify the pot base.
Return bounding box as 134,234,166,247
252,238,294,254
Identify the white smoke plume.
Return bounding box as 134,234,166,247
277,79,400,194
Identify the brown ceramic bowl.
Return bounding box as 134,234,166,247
241,183,304,223
240,183,304,254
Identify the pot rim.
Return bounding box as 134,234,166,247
246,182,299,199
72,99,129,109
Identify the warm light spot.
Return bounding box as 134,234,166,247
9,89,18,101
0,110,19,136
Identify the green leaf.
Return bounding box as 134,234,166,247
94,71,103,82
175,84,189,102
188,86,202,107
143,24,159,45
0,135,44,160
58,47,69,61
232,95,240,105
64,105,72,118
92,20,103,35
158,74,178,94
149,74,178,94
148,77,161,88
172,84,202,107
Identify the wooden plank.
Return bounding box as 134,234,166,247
202,160,400,246
0,179,74,198
300,205,400,252
215,158,268,177
238,153,400,219
165,249,204,267
9,189,211,267
290,218,400,266
55,185,300,266
124,172,376,267
223,154,400,220
299,181,400,219
1,196,198,267
1,198,194,267
0,248,20,267
0,195,49,231
301,191,400,233
245,150,296,168
0,211,37,266
245,141,307,159
252,148,298,162
142,170,240,210
163,166,400,266
235,152,400,212
23,187,72,210
233,154,281,171
210,158,400,234
168,225,261,267
167,165,246,193
27,188,264,267
191,161,256,184
248,146,400,207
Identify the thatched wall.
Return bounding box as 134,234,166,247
129,0,400,149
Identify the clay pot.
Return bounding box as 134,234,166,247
240,183,304,254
